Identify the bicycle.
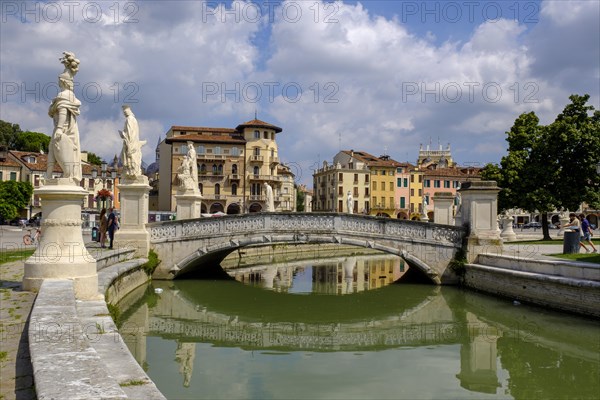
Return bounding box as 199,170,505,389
23,228,41,246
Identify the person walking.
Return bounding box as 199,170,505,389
579,214,597,253
107,207,118,249
99,208,108,248
564,213,590,253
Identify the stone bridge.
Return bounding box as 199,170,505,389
148,213,466,284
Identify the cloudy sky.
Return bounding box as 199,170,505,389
1,0,598,184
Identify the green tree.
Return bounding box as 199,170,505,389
0,181,33,221
295,185,305,211
0,120,22,149
482,95,600,240
86,152,103,166
13,131,51,152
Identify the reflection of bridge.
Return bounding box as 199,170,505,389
149,213,465,283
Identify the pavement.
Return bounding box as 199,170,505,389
0,225,594,400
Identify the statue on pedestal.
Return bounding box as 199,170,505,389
187,142,199,192
47,51,82,181
119,105,146,178
177,155,195,192
347,191,353,214
264,182,274,212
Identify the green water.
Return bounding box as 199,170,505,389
118,255,600,400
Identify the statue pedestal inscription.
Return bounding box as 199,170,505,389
23,179,99,299
116,175,151,257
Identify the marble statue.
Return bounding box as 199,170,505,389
264,182,274,212
177,155,195,192
119,105,146,178
347,191,353,214
187,142,199,192
421,196,430,221
47,51,82,181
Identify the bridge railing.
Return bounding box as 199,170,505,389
148,212,465,247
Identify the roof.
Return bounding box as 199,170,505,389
422,167,482,178
170,126,238,134
9,150,115,176
235,119,283,133
342,150,404,168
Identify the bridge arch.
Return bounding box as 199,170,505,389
149,213,465,284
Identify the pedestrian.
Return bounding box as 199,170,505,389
563,213,590,253
579,214,597,253
99,208,108,248
107,207,118,249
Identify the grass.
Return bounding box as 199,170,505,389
548,252,600,264
0,249,35,265
119,379,147,387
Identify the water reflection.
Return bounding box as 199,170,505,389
118,261,600,400
227,254,408,294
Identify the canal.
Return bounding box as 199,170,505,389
117,254,600,400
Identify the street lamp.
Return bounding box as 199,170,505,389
91,161,118,208
596,161,600,175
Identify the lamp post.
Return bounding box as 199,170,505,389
91,161,118,209
596,162,600,175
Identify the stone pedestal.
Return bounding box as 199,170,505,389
457,181,502,262
116,176,151,257
500,215,517,242
175,191,203,220
433,192,455,225
23,179,99,299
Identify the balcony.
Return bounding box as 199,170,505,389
269,156,280,165
249,195,266,202
199,172,225,180
197,154,226,161
203,193,225,201
229,174,240,181
249,155,264,163
248,174,283,182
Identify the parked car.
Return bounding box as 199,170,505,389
522,222,542,229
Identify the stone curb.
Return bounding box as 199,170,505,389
28,258,167,399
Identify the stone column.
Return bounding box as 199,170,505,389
116,176,151,257
457,181,502,262
175,192,203,220
432,192,455,225
23,179,99,299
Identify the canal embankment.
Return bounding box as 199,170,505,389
465,252,600,318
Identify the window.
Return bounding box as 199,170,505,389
418,189,422,196
88,194,94,208
390,197,394,207
418,175,422,183
10,172,17,181
0,171,2,180
410,175,414,183
373,181,377,190
217,164,223,175
400,197,405,208
381,181,385,190
424,179,431,188
365,174,369,183
410,189,414,196
254,130,260,139
253,166,259,175
434,180,440,188
264,131,269,139
231,147,239,156
338,186,343,195
338,173,343,181
253,147,260,156
381,197,385,207
444,180,450,188
397,178,402,187
425,195,430,204
214,146,221,155
199,183,203,193
403,178,408,187
365,187,369,196
200,164,206,172
88,178,93,188
212,164,218,174
231,183,238,196
197,145,205,154
215,183,221,195
354,187,358,196
396,167,403,173
365,201,370,212
389,171,394,176
232,164,238,174
180,144,187,153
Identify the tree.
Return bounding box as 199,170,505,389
0,120,21,149
86,152,103,166
0,181,33,221
13,131,51,153
295,184,305,211
482,95,600,240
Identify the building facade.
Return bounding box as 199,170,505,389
158,119,295,214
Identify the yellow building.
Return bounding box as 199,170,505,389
158,119,295,214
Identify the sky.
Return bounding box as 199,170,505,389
1,0,599,185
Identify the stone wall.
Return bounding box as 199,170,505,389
465,254,600,318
